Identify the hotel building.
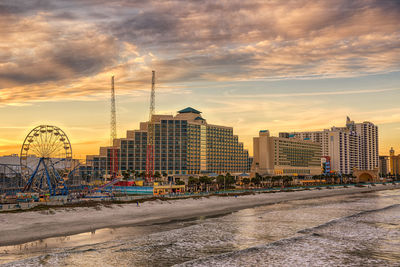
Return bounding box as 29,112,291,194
355,121,379,170
279,117,378,175
84,107,249,179
325,128,361,175
252,130,322,176
379,155,390,176
389,148,400,176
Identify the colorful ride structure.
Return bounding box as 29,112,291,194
20,125,73,196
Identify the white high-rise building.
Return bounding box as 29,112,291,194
280,117,378,175
355,121,379,170
326,129,361,175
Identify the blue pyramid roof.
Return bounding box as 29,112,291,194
178,107,201,114
194,116,204,120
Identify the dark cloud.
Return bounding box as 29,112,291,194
0,0,55,15
107,0,400,54
113,11,179,44
0,0,399,103
0,4,23,15
0,14,118,87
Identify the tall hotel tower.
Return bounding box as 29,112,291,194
86,107,249,179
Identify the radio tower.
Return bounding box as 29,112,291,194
146,70,155,182
110,75,118,179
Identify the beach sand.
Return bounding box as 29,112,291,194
0,184,398,246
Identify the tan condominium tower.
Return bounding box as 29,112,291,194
252,130,322,177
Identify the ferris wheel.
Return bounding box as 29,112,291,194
20,125,73,195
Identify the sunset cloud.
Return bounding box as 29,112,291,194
0,0,399,156
0,0,399,104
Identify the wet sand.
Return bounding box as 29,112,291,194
0,184,398,247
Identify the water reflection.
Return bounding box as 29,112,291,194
1,189,399,266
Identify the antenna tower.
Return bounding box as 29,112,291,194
111,76,117,142
146,71,155,182
110,76,118,179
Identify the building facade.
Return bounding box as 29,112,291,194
279,117,378,175
85,107,249,179
326,129,361,175
379,155,390,176
252,130,322,176
355,121,379,170
389,148,400,176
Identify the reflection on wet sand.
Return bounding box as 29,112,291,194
1,190,399,266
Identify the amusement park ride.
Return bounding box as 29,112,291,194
20,125,73,196
146,70,156,182
6,71,157,198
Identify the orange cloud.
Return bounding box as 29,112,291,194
0,0,399,157
0,0,398,105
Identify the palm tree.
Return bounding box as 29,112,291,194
175,180,185,185
122,171,130,180
216,175,225,190
266,175,273,188
283,176,293,187
188,176,199,191
199,176,211,191
252,175,261,188
254,173,263,188
225,173,236,189
242,178,251,188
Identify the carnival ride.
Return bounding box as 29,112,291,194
20,125,73,195
0,163,25,194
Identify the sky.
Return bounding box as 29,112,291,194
0,0,399,159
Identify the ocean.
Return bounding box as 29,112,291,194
1,189,399,266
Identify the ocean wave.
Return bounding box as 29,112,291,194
177,204,400,267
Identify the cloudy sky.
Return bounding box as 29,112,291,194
0,0,399,158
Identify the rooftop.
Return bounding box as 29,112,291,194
178,107,201,114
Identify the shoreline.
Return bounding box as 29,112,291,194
0,184,399,247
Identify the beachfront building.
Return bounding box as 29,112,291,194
379,156,390,176
355,121,379,170
85,107,249,179
326,128,361,175
389,148,400,176
252,130,322,177
279,117,378,175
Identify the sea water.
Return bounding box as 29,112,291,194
1,189,399,266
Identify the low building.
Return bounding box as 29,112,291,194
252,130,322,177
389,148,400,176
321,156,331,174
379,156,390,176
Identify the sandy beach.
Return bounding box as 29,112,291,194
0,184,399,247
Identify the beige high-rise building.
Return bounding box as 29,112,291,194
253,130,322,176
280,130,330,156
